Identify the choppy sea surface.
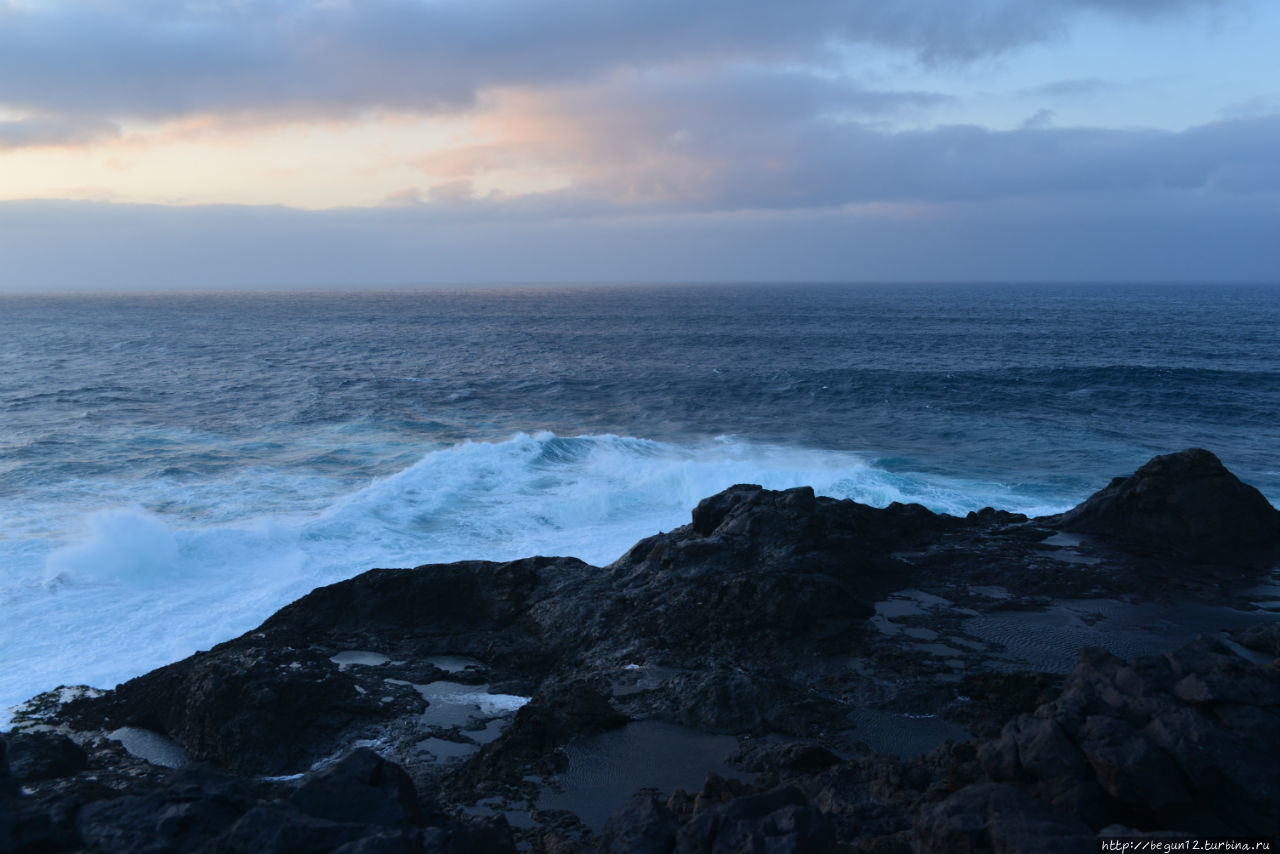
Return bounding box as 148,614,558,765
2,283,1278,719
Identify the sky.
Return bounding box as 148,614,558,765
0,0,1278,290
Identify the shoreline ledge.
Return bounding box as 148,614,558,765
3,448,1279,853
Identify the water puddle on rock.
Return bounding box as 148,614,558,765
1245,574,1280,613
425,655,483,674
385,679,529,730
329,650,390,670
1039,550,1103,566
538,720,738,831
418,737,480,762
1035,531,1103,564
871,589,955,635
965,599,1275,674
108,727,190,768
846,708,971,759
1041,532,1089,548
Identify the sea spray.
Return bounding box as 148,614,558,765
44,507,179,585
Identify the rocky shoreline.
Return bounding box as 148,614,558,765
3,448,1279,852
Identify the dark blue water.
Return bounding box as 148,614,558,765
2,282,1278,715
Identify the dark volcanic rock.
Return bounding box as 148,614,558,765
913,782,1095,854
656,670,848,737
75,766,256,854
978,638,1280,834
210,802,384,854
88,646,377,775
1052,448,1280,562
199,748,439,854
2,732,88,783
802,638,1280,848
950,672,1064,739
450,683,627,795
439,814,517,854
674,785,836,854
16,711,512,850
61,557,584,775
1235,623,1280,658
261,557,566,656
1,739,14,852
585,485,949,660
727,741,843,777
290,748,420,828
598,792,679,854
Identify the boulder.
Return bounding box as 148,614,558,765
2,732,88,783
437,814,516,854
1053,448,1280,562
979,639,1280,834
206,803,381,854
913,782,1095,854
589,485,946,660
98,647,376,775
289,748,420,828
599,792,679,854
1234,623,1280,658
75,766,255,854
727,740,843,776
658,669,847,737
1,739,14,853
674,785,835,854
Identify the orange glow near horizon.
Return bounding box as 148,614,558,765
0,99,578,209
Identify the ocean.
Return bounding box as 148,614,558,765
2,282,1278,720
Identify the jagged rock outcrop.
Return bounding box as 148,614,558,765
673,785,835,853
976,638,1280,834
1053,448,1280,562
583,485,951,659
2,733,87,785
0,739,15,853
1236,623,1280,658
913,782,1095,854
598,793,679,854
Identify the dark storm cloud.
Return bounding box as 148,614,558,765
0,0,1226,119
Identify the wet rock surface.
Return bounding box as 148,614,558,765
3,449,1279,852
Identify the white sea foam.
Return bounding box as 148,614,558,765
0,432,1075,724
44,508,179,584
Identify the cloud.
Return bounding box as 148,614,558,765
0,0,1229,121
412,67,1280,212
1022,78,1114,98
0,115,119,148
409,67,953,206
1020,109,1057,129
1219,95,1280,120
1,187,1276,291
